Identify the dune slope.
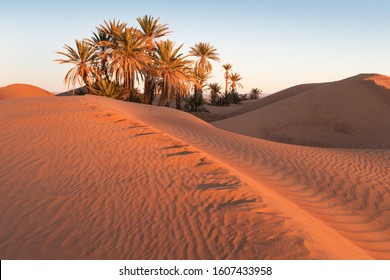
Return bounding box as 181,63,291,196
0,84,53,100
1,95,389,259
0,97,309,259
213,74,390,149
100,95,390,259
192,83,329,123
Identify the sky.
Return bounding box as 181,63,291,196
1,0,389,94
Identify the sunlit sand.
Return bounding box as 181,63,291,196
1,75,389,259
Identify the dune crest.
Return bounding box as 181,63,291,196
364,73,390,90
213,73,390,149
0,83,53,100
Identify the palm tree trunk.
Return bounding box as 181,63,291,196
195,85,203,99
127,72,135,101
193,85,204,111
158,82,167,106
175,92,182,110
148,82,156,104
232,83,236,92
225,75,228,94
144,78,156,104
164,83,172,107
82,74,91,94
143,74,152,104
165,87,176,107
131,74,135,99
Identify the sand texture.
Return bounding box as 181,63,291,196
1,75,389,259
0,84,53,99
213,74,390,149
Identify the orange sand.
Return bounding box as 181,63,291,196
213,74,390,149
0,76,389,259
0,84,53,99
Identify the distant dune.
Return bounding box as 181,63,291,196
56,87,85,96
213,74,390,149
1,92,389,259
0,84,53,100
203,83,331,122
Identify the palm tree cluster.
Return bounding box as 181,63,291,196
207,64,249,106
56,16,224,110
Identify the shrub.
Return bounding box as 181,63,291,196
183,93,208,112
90,79,123,99
210,91,218,105
208,90,242,106
239,93,248,101
215,92,231,106
249,88,262,99
128,88,144,103
229,91,241,104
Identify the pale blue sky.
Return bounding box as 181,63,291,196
1,0,389,93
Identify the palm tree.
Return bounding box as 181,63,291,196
189,42,219,102
137,15,170,104
107,27,150,101
191,67,209,101
56,39,98,94
229,72,243,92
97,19,127,41
90,29,111,80
93,19,127,81
153,40,192,107
189,42,220,74
221,63,233,93
207,83,221,105
136,15,170,49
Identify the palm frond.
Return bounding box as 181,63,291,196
189,42,220,74
55,39,98,93
229,72,244,92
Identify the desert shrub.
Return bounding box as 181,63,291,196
229,91,241,104
239,93,248,101
215,92,231,106
128,94,143,103
249,88,262,99
209,91,241,106
183,93,208,112
90,79,123,99
210,91,219,105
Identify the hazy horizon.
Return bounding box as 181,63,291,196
1,0,389,93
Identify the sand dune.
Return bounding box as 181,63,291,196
202,82,331,122
213,74,390,149
1,93,389,259
101,95,390,259
191,83,330,123
0,96,309,259
56,87,85,96
0,84,53,100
